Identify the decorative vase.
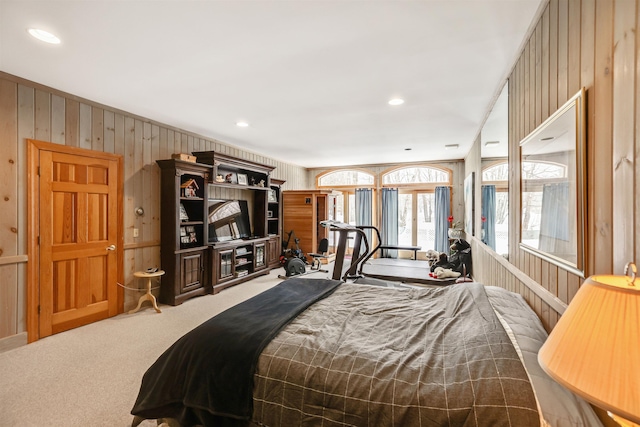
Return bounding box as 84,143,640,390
448,228,462,239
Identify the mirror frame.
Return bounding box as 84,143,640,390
519,88,587,276
480,82,509,255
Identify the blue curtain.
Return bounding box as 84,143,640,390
381,188,398,258
355,188,372,255
434,186,450,255
539,182,570,252
481,185,496,250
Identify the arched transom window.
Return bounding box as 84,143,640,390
317,169,374,187
382,166,450,185
482,162,509,182
521,161,567,180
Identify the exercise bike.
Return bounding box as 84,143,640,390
278,230,328,279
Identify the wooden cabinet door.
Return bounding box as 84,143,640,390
180,250,205,293
38,148,120,337
216,249,234,283
268,237,281,268
254,243,266,270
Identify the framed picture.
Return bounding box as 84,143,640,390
464,172,474,236
237,174,248,186
268,189,277,203
179,203,189,222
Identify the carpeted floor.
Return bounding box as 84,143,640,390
0,268,332,427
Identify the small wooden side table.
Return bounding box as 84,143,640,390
129,270,165,314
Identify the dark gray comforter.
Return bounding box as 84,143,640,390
131,278,342,426
132,280,540,427
252,282,539,426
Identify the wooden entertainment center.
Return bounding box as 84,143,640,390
157,152,284,304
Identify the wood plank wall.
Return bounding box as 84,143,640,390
469,0,638,333
0,72,308,349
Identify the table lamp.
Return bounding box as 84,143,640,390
538,262,640,426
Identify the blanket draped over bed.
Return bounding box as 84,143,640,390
132,280,540,427
252,282,540,427
131,277,342,425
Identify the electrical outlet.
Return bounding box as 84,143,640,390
133,228,139,238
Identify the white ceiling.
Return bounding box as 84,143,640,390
0,0,543,168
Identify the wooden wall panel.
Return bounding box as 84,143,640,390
79,103,92,150
0,80,18,338
567,0,582,97
16,86,33,334
613,0,637,273
549,0,559,113
557,0,569,104
0,265,18,337
0,80,18,258
91,106,104,152
637,3,640,266
65,99,79,147
471,0,635,331
534,21,543,127
541,6,550,121
0,72,309,349
589,0,614,275
34,89,50,141
51,94,65,145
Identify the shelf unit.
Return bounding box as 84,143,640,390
193,151,277,292
193,151,275,238
211,237,269,293
156,159,212,305
267,178,285,268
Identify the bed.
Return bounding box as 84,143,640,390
131,277,603,427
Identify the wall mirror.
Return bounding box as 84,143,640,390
480,82,509,256
519,88,586,275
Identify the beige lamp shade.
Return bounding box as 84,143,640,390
538,274,640,424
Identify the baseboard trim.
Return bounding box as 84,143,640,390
0,332,28,354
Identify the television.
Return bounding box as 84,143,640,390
207,199,252,243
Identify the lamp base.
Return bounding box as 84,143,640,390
608,412,640,427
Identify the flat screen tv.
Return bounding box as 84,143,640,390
207,199,252,243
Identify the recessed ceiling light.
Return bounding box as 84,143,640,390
484,141,500,147
388,98,404,106
445,144,459,150
27,28,61,44
236,121,249,128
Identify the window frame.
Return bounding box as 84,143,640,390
381,165,452,190
316,168,376,189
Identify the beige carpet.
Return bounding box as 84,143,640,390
0,268,333,427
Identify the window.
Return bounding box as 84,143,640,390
318,170,374,187
482,163,509,182
317,169,374,251
481,161,509,255
522,161,566,180
521,160,570,249
396,191,437,250
383,166,451,252
382,166,449,185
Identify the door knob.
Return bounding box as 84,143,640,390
106,245,116,251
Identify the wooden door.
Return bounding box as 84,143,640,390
30,141,122,339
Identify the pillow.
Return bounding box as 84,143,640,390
485,285,604,427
